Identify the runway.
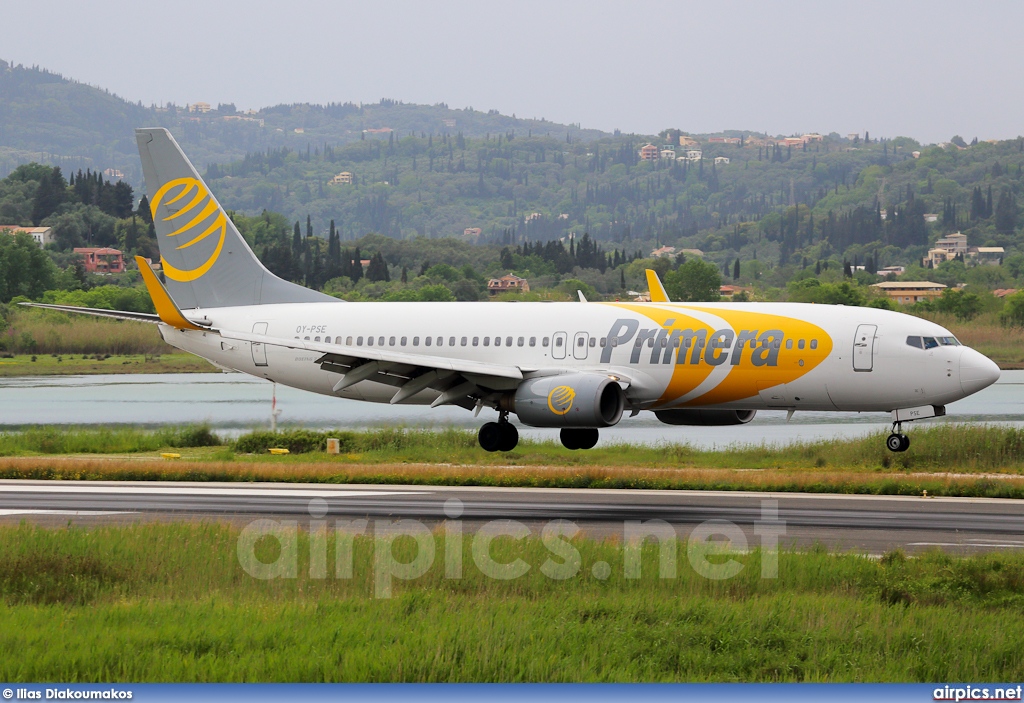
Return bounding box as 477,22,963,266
1,479,1023,554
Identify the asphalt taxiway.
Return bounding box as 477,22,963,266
1,480,1022,554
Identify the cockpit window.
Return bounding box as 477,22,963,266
923,337,939,349
906,336,923,349
938,336,961,346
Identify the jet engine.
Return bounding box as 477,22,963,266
510,373,625,428
654,409,757,426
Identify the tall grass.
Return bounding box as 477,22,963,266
930,311,1024,366
0,307,170,355
2,424,1024,497
0,425,219,455
0,523,1022,681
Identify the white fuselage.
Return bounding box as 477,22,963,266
158,301,1000,418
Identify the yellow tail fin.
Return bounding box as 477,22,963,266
645,269,671,303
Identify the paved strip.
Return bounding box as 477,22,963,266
0,478,1019,548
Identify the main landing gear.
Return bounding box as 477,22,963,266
886,423,910,453
478,412,519,452
560,428,599,450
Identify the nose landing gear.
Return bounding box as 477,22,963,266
478,412,519,452
886,423,910,453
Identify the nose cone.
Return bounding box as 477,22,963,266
960,347,1001,396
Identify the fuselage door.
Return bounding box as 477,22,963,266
853,324,877,372
251,322,269,367
573,332,590,360
552,331,567,360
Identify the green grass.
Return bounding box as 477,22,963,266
0,353,216,376
0,523,1022,681
0,425,220,454
3,423,1024,498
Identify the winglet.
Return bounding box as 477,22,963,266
135,256,206,331
645,269,671,303
577,289,588,303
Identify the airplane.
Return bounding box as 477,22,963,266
26,128,1001,454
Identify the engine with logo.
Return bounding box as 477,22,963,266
510,373,626,428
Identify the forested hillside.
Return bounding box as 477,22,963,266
204,130,1024,276
0,61,605,185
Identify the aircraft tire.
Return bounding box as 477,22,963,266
478,422,503,452
899,434,910,452
560,428,599,451
886,433,903,452
498,423,519,452
577,428,599,450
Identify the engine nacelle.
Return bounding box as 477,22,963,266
512,373,625,428
654,409,757,426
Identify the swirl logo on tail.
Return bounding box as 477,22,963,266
150,177,227,282
547,385,576,415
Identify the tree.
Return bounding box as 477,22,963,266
31,167,67,225
366,252,390,282
663,258,721,302
733,258,740,279
1001,290,1024,327
995,189,1018,233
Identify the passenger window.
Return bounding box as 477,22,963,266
906,336,923,349
314,336,321,342
473,337,479,346
483,337,490,347
495,337,501,347
346,336,353,345
543,337,549,347
672,338,680,347
461,337,467,346
798,339,805,350
436,337,443,347
610,338,617,347
773,340,781,349
425,337,432,346
599,337,606,347
449,337,456,346
506,336,513,347
785,339,793,350
810,340,818,350
401,337,407,346
389,337,396,346
923,337,939,349
378,337,384,346
367,337,374,346
325,336,331,344
518,337,524,347
555,338,562,347
577,337,585,347
589,337,596,347
413,337,420,346
529,337,536,347
647,338,655,348
304,336,310,341
659,338,667,348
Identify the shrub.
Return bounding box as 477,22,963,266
234,429,356,454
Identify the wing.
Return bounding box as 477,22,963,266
19,302,163,324
220,328,524,410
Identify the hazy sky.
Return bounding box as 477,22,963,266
4,0,1023,144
